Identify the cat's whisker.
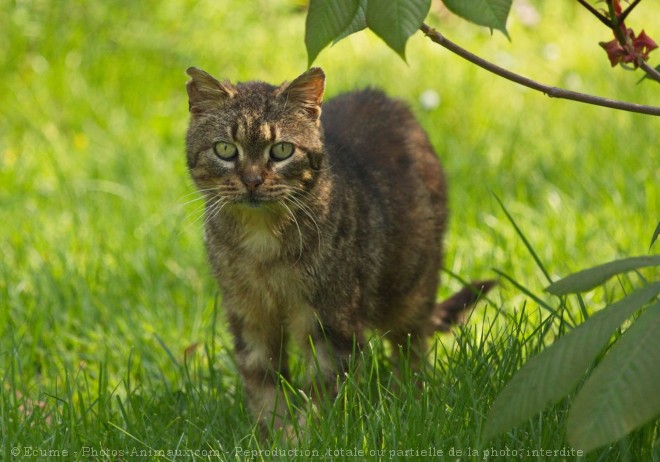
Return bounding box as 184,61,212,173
203,197,230,229
135,188,212,238
287,187,322,226
175,192,212,210
168,188,219,223
171,187,225,210
177,188,211,201
179,193,228,238
281,199,304,264
170,204,206,241
178,202,211,237
286,194,323,254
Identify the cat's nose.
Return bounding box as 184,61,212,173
241,173,264,191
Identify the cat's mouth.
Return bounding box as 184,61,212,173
244,196,264,208
236,190,282,208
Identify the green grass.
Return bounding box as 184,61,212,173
1,0,659,460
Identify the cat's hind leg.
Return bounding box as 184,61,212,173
388,279,495,374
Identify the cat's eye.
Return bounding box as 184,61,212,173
270,142,294,161
213,141,238,160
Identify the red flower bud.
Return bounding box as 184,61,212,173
599,38,626,67
600,29,658,68
633,30,658,60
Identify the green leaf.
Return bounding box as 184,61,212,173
305,0,361,66
650,221,660,251
365,0,431,60
333,0,368,44
483,282,660,442
442,0,512,37
568,301,660,453
546,255,660,295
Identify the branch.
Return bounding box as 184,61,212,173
640,61,660,83
420,23,660,116
576,0,613,28
618,0,644,25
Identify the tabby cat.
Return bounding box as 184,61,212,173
185,66,493,429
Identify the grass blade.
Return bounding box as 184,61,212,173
492,269,564,321
155,333,181,369
494,195,553,284
650,221,660,251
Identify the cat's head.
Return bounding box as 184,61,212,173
185,67,326,213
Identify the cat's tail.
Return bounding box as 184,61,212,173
430,280,496,332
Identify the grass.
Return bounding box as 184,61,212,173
1,0,659,460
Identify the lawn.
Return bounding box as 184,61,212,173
1,0,659,460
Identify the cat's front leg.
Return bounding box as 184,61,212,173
227,311,290,431
307,324,364,402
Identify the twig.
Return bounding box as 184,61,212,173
618,0,644,25
640,61,660,83
576,0,612,28
420,23,660,116
577,0,658,84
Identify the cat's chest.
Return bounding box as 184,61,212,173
227,258,317,346
210,224,317,338
238,226,281,259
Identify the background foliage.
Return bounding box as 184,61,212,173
1,0,658,459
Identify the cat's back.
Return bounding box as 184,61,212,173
319,88,447,329
321,88,446,215
322,88,417,157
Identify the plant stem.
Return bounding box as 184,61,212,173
606,0,628,44
419,23,660,116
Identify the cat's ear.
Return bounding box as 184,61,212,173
186,67,236,115
278,67,325,122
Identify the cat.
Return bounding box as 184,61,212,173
184,66,494,431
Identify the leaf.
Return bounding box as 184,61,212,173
305,0,361,66
482,282,660,442
546,255,660,295
365,0,431,60
650,221,660,251
568,301,660,453
333,0,368,44
442,0,512,37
